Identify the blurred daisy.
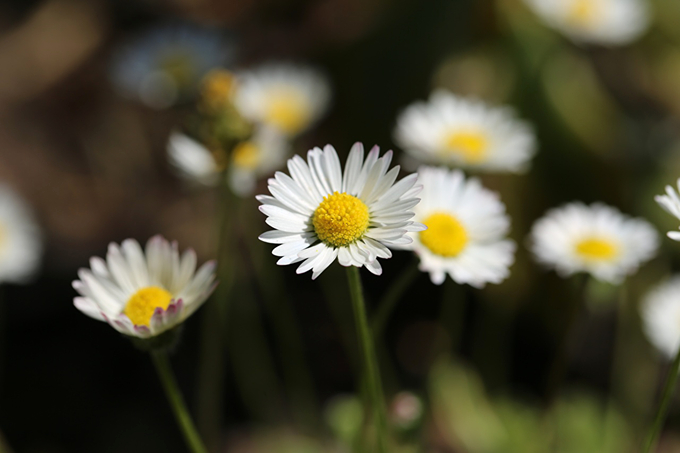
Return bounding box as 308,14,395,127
228,126,290,196
523,0,649,45
258,143,424,279
234,63,331,137
394,90,536,173
167,132,223,186
641,276,680,359
73,236,217,338
655,178,680,241
110,23,234,109
0,185,41,283
529,202,658,283
404,166,515,287
167,127,290,196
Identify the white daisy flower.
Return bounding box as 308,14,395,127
654,178,680,242
228,126,291,196
641,276,680,359
233,63,331,137
523,0,649,45
73,236,217,338
0,185,41,283
167,127,290,196
393,90,536,173
529,202,658,283
110,23,234,109
404,166,515,287
258,143,425,279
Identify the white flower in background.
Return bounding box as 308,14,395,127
655,179,680,241
523,0,649,45
234,63,331,137
73,236,217,338
529,202,658,283
110,23,234,109
403,166,515,287
641,276,680,359
394,90,536,173
258,143,425,279
167,127,290,196
0,185,41,283
228,126,290,196
167,132,222,186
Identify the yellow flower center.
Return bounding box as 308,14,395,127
231,141,261,170
124,286,173,327
420,212,468,257
313,192,370,248
441,131,488,163
567,0,599,27
201,69,236,109
265,90,311,135
575,237,618,261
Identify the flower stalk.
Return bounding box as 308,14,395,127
643,345,680,453
151,350,208,453
346,266,388,452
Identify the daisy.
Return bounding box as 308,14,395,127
522,0,649,45
167,127,290,196
233,63,331,137
110,23,234,109
654,178,680,241
257,143,425,279
0,185,42,283
641,276,680,359
167,132,223,186
393,90,536,173
73,236,217,338
529,202,658,283
228,126,290,196
404,166,515,287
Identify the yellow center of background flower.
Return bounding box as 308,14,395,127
313,192,370,248
567,0,599,27
575,238,618,261
201,69,236,109
420,212,468,257
124,286,173,327
442,131,488,163
232,141,261,170
265,90,311,135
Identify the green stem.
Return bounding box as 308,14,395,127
643,346,680,453
545,273,590,402
346,266,388,453
195,177,236,450
372,261,419,341
151,350,208,453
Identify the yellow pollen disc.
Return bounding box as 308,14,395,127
567,0,599,27
201,69,236,108
420,212,468,257
575,238,618,261
265,90,311,135
313,192,370,248
442,131,489,163
124,286,173,327
231,141,261,170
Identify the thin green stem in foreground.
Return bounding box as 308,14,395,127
151,350,208,453
643,345,680,453
346,266,388,453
